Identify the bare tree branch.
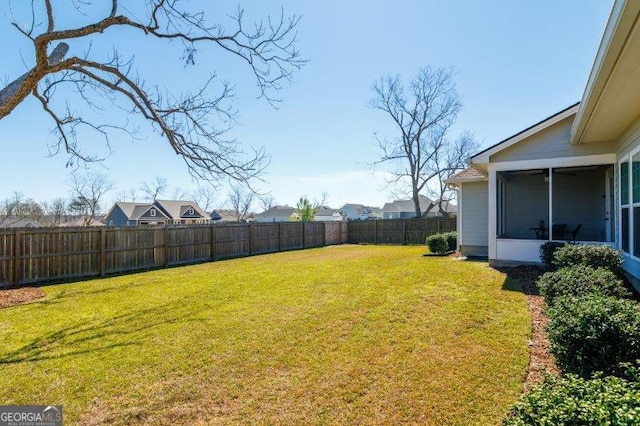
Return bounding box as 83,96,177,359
0,1,305,184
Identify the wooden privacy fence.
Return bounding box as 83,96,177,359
0,221,347,286
347,218,456,245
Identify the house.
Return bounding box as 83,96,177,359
59,217,105,227
105,200,210,226
445,0,640,287
340,203,381,220
0,218,43,228
381,195,453,219
253,205,298,222
313,206,345,222
210,209,249,223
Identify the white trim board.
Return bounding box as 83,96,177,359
488,153,616,172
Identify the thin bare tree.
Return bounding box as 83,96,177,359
140,177,169,201
193,185,217,212
43,197,68,225
0,1,304,183
257,194,275,212
68,171,115,226
227,185,254,222
370,66,478,217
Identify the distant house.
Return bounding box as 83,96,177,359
0,218,43,228
382,195,455,219
211,209,254,223
340,204,380,220
254,206,298,223
313,206,344,222
59,217,106,227
105,200,210,226
382,195,430,219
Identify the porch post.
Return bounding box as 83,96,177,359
548,167,553,241
488,167,497,260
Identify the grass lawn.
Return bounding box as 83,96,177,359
0,245,530,425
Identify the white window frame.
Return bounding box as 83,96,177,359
150,208,156,217
188,207,195,215
619,156,629,255
619,152,640,259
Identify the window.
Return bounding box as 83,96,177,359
188,207,195,215
150,208,156,217
633,152,640,258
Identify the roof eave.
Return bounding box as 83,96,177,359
571,0,632,144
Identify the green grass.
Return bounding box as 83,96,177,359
0,245,530,425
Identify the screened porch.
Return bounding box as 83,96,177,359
496,165,615,243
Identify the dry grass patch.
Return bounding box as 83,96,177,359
0,245,530,424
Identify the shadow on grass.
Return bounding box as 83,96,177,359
0,300,205,364
495,265,545,296
35,282,149,307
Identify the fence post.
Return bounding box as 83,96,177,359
373,220,378,245
278,222,282,251
210,224,216,261
248,224,253,255
437,219,442,234
302,222,306,248
403,220,407,245
323,222,327,246
164,226,169,267
13,230,21,286
100,228,106,276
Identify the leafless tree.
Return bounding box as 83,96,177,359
227,185,254,222
43,197,68,225
68,171,115,226
193,185,217,212
140,176,169,201
0,1,304,183
258,193,275,212
0,192,45,222
170,187,190,201
370,67,478,217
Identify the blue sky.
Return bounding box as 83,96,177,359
0,1,612,210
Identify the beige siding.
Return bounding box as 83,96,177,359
617,117,640,158
461,181,488,246
491,116,613,163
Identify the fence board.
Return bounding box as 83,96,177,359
347,218,456,245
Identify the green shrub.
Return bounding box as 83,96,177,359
538,265,631,307
426,233,448,254
539,241,569,269
443,232,457,252
503,373,640,425
547,294,640,377
552,244,622,273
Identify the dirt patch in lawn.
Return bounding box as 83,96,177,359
0,287,46,308
496,265,559,390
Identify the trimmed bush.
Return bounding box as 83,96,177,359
538,241,568,269
547,294,640,377
426,233,448,254
552,244,622,273
443,232,457,252
503,373,640,425
537,265,631,307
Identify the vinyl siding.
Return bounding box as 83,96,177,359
461,181,488,246
106,206,129,226
491,116,613,163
